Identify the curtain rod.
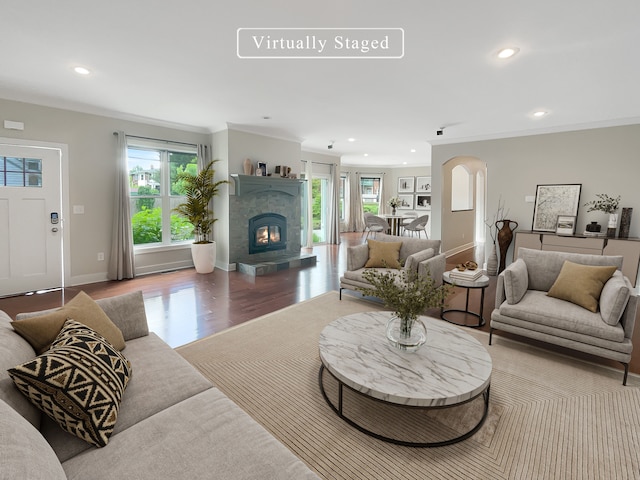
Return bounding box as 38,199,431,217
113,132,197,147
300,159,337,166
356,172,385,175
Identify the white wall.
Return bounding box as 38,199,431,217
432,124,640,264
0,98,210,284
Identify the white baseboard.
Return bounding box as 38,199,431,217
443,241,476,258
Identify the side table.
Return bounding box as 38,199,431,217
441,271,489,328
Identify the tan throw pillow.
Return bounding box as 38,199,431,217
547,261,617,312
364,240,402,269
8,319,132,448
12,291,126,354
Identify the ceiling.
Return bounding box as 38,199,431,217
1,1,639,167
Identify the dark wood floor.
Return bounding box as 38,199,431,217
1,232,638,378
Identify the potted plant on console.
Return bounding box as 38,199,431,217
173,160,229,273
584,193,620,238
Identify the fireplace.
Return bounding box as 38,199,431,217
248,213,287,254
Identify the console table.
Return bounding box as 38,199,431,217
513,231,640,287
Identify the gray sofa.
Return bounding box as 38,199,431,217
1,291,319,480
490,248,638,384
339,233,446,299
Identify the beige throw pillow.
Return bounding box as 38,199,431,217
364,240,402,269
12,291,126,354
547,261,617,312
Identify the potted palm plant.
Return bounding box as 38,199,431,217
173,160,229,273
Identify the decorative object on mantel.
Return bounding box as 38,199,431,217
585,221,602,235
619,207,633,238
243,158,253,175
257,162,267,176
357,268,451,352
173,160,229,274
583,193,620,238
485,196,508,276
387,196,400,215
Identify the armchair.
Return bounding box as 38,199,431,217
339,233,446,299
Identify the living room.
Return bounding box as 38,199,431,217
2,2,640,479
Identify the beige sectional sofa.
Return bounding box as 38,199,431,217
1,291,318,480
490,248,638,384
339,233,446,299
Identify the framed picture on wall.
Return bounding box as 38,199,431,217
416,176,431,193
532,184,582,232
397,177,414,193
397,194,414,209
415,194,431,210
555,215,577,236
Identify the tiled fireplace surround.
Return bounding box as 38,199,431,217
229,175,316,275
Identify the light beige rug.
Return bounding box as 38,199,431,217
177,291,640,480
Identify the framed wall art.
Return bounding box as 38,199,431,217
397,176,414,193
415,176,431,193
532,184,582,232
555,215,577,236
397,194,414,210
415,194,431,210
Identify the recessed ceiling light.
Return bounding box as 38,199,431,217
348,138,355,142
74,66,90,75
410,149,416,153
497,47,519,59
403,162,408,165
533,110,548,117
364,153,369,157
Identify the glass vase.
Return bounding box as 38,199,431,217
385,316,427,352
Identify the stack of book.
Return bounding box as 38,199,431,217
449,268,484,282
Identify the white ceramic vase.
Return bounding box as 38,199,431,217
191,242,216,274
486,243,499,276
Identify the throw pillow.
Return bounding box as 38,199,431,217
504,258,529,304
404,248,435,273
364,240,402,269
8,319,132,448
599,271,632,326
547,261,617,312
12,291,125,354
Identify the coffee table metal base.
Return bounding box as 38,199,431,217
319,364,490,448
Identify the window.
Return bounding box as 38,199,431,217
360,176,381,214
339,174,346,221
127,141,198,246
1,157,42,187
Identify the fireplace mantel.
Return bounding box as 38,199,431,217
230,174,304,197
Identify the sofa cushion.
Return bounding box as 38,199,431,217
43,332,214,462
599,271,632,326
0,399,66,480
504,258,528,304
8,319,132,448
12,291,126,354
547,261,617,312
404,248,435,273
499,290,625,343
61,389,319,480
364,239,402,269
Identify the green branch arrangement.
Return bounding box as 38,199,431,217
584,193,620,214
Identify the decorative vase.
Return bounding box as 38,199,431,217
619,208,632,239
496,219,518,274
385,316,427,352
243,158,253,175
392,208,397,215
607,213,619,238
486,243,498,276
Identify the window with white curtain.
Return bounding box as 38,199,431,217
360,176,381,214
127,139,197,247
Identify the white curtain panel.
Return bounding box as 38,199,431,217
305,160,314,247
380,173,389,215
107,131,135,280
327,164,341,244
347,172,365,232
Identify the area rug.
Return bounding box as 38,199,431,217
177,291,640,480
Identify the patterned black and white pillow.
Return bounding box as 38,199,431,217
8,319,132,447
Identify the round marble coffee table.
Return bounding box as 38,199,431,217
318,311,492,447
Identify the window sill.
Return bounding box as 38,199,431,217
134,243,192,255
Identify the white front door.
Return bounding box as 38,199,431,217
0,145,63,297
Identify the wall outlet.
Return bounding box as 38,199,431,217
97,252,104,261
